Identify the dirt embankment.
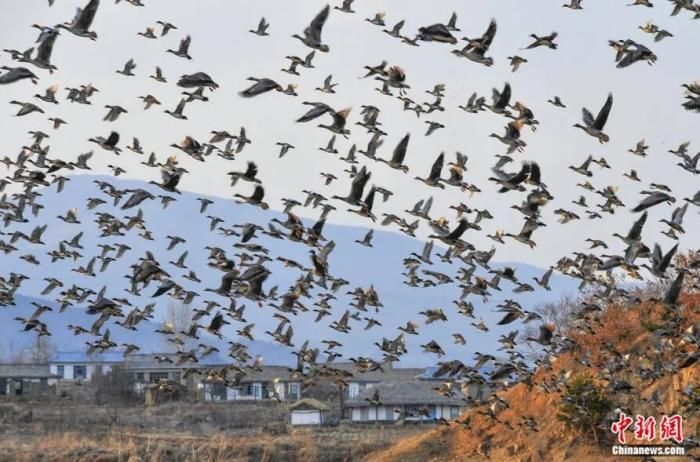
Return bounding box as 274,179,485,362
368,295,700,462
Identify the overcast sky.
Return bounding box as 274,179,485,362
1,0,699,269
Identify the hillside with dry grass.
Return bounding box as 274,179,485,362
368,294,700,462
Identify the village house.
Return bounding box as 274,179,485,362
332,363,424,400
48,351,123,383
0,364,58,396
415,366,491,402
123,353,228,393
203,366,302,402
346,380,467,423
289,398,330,426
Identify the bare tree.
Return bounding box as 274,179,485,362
159,301,194,351
25,335,56,363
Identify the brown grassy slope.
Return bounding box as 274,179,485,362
368,294,700,462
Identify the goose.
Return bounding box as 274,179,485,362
28,29,59,73
562,0,584,9
547,96,566,107
57,0,99,40
459,92,486,112
505,218,542,248
489,82,511,114
137,26,156,39
660,203,688,233
183,86,208,102
150,66,166,83
88,131,121,153
524,32,558,50
239,77,283,97
167,35,192,60
383,20,405,38
416,23,457,44
334,0,354,13
631,192,675,212
116,58,136,76
139,94,161,109
0,66,39,85
250,17,270,36
234,185,269,210
377,133,410,173
425,121,445,136
366,12,385,26
316,75,338,93
177,72,218,89
574,93,613,143
156,20,177,36
415,152,445,189
164,99,188,119
507,56,527,72
293,5,330,52
10,101,44,116
375,66,410,95
103,105,127,122
319,135,338,154
296,102,352,137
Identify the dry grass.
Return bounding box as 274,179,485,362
0,417,425,462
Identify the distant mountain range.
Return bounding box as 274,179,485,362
0,175,580,367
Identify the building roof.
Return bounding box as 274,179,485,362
123,353,229,370
290,398,330,411
331,362,424,383
0,364,59,379
236,366,301,383
50,351,124,364
415,365,496,381
346,380,467,407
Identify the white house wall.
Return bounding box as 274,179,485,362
291,410,322,425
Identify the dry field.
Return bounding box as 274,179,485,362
0,401,426,462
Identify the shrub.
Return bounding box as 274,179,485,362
557,376,612,445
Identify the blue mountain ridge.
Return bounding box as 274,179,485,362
0,174,580,367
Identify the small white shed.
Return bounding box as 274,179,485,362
289,399,330,426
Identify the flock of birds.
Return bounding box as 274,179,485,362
0,0,699,431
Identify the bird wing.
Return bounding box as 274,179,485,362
76,0,99,30
428,152,444,181
495,82,511,108
244,162,258,179
36,31,57,63
481,19,497,49
444,219,468,240
593,93,613,130
391,133,410,164
305,4,330,43
296,102,332,123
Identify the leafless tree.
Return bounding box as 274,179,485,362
159,301,194,351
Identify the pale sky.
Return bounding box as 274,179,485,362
1,0,699,271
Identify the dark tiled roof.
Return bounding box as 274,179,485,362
330,362,424,382
346,380,467,407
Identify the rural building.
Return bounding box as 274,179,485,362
123,353,227,392
345,364,425,399
416,366,491,402
346,380,467,423
48,351,123,383
0,364,58,396
289,398,330,426
203,366,302,402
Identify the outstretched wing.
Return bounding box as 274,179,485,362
391,133,410,164
593,93,613,130
305,4,330,43
76,0,100,30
